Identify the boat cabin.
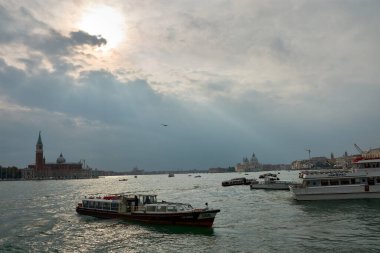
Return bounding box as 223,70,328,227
302,177,380,187
355,159,380,169
82,198,120,212
80,194,201,214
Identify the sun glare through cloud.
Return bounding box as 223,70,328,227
78,4,125,50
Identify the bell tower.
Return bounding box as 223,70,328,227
36,131,44,171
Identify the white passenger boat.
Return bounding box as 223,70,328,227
290,149,380,200
250,173,292,190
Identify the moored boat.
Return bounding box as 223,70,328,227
290,148,380,200
250,173,293,190
76,193,220,227
222,177,257,187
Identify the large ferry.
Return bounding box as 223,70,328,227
290,148,380,200
76,193,220,227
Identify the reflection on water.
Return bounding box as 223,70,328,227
294,198,380,215
143,223,216,236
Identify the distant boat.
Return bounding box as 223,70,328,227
258,173,278,179
250,173,292,190
195,175,201,178
222,177,257,187
119,178,128,182
168,173,174,177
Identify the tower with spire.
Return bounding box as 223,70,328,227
35,131,45,173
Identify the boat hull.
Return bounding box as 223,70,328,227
250,183,290,190
76,207,219,228
290,184,380,201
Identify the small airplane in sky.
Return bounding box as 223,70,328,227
161,124,168,127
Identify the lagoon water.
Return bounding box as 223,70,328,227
1,171,380,252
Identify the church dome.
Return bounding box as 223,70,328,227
57,153,66,164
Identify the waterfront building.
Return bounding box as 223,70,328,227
27,132,93,179
208,167,235,173
291,157,331,170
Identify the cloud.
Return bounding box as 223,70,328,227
70,31,107,47
1,1,380,170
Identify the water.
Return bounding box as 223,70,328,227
1,171,380,252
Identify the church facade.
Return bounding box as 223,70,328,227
28,132,93,179
235,153,262,172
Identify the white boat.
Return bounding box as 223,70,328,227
290,149,380,200
250,174,292,190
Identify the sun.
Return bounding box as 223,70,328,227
78,5,125,50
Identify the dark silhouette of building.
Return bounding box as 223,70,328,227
28,132,92,179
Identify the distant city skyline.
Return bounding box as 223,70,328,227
0,1,379,171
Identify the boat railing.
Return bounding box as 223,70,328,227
289,183,303,189
300,169,351,177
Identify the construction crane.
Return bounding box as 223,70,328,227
305,149,311,160
354,143,364,154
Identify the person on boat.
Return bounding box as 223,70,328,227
134,195,139,210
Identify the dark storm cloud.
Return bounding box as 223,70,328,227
0,4,106,57
70,31,107,47
0,58,158,126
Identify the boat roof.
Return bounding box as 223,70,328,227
355,158,380,164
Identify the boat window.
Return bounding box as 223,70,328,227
143,196,152,204
95,202,101,209
83,201,88,208
368,178,375,185
361,178,367,184
376,177,380,183
103,202,110,210
330,180,339,186
111,203,119,211
167,206,177,212
311,180,320,186
351,178,356,184
89,201,95,208
146,206,156,212
321,180,329,186
340,179,350,185
157,206,167,212
355,178,361,184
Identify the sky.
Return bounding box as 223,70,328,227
1,0,380,171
